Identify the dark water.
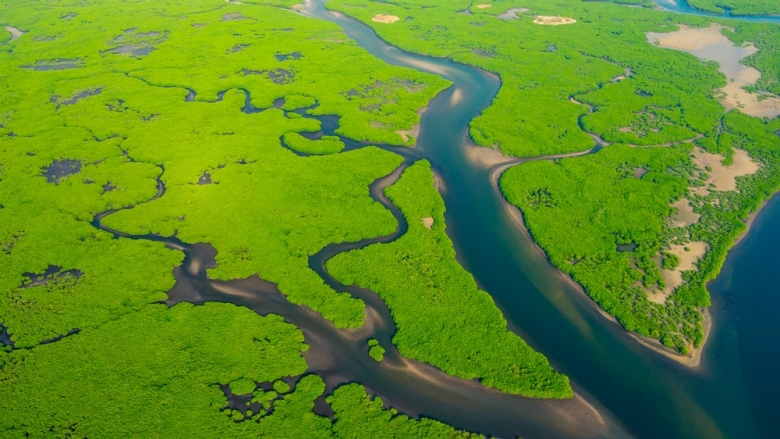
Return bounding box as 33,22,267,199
298,1,778,438
708,195,780,439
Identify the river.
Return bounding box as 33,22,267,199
88,0,780,436
296,1,780,438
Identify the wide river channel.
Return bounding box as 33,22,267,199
90,0,779,437
295,1,780,438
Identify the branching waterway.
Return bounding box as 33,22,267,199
88,0,778,437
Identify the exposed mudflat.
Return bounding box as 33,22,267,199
534,16,576,25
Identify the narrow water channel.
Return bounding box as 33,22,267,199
652,0,780,23
299,1,778,438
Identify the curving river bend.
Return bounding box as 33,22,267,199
94,0,780,437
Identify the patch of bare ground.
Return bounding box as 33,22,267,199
534,16,576,26
647,23,780,118
422,217,434,229
644,242,708,304
372,14,400,24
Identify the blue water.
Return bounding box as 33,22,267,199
303,1,780,437
708,195,780,439
653,0,780,23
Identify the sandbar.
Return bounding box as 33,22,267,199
647,23,780,118
498,8,529,20
372,14,400,24
395,106,428,145
534,16,576,26
692,147,759,192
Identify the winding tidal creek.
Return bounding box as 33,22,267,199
91,0,780,437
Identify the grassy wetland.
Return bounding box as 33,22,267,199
0,0,583,436
3,0,780,437
328,0,780,356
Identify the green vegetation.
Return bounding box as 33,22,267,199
328,0,729,156
330,0,780,352
0,0,448,330
726,23,780,97
0,0,499,435
503,111,780,353
687,0,780,16
503,145,701,351
367,338,385,361
328,384,480,438
283,133,346,155
329,161,571,397
0,301,467,437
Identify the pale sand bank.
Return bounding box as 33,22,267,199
534,16,576,25
647,23,780,118
630,308,710,367
395,106,428,144
4,26,24,41
475,4,492,9
692,147,760,192
372,14,400,24
497,7,529,20
422,217,434,229
668,198,700,228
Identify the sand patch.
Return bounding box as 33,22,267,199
692,147,759,192
668,198,700,228
647,23,780,118
395,106,427,145
466,145,516,168
372,14,400,24
534,16,576,26
475,4,492,8
422,217,434,229
291,3,304,10
4,26,24,41
645,242,708,304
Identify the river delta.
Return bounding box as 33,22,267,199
1,0,780,438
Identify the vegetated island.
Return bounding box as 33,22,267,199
0,0,572,435
328,0,780,358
